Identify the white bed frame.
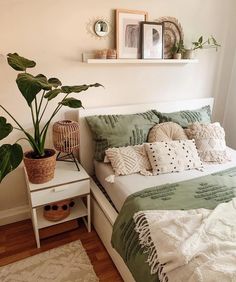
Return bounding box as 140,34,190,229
79,98,214,282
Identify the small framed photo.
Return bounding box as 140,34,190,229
116,9,148,59
141,22,164,59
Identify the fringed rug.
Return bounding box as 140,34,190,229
0,240,98,282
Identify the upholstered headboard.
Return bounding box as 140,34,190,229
79,98,214,175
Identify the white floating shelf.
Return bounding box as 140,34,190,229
37,198,87,229
85,58,198,64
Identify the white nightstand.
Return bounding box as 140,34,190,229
25,161,91,248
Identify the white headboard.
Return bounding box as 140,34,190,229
79,97,214,175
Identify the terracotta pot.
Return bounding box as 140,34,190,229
173,53,182,59
183,49,194,59
24,149,56,184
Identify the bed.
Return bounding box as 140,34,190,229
79,98,236,282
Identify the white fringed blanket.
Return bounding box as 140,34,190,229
133,198,236,282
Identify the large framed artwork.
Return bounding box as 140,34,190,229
141,22,164,59
116,9,148,59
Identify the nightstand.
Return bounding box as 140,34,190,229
25,161,91,248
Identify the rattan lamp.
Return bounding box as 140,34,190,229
53,120,80,170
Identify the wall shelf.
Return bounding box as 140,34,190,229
85,58,198,64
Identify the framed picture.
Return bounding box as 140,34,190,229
141,22,164,59
116,9,148,59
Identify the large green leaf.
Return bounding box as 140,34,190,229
61,83,103,94
7,53,36,71
0,117,13,140
44,89,62,100
0,144,23,182
16,73,52,106
48,78,62,88
59,98,83,108
35,74,52,90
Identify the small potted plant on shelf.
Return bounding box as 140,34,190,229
171,40,185,59
0,53,102,184
183,35,221,59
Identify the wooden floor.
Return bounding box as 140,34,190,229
0,219,123,281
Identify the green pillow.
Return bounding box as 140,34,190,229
86,111,159,161
154,105,211,128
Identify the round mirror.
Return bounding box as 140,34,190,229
94,20,110,37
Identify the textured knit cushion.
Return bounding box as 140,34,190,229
153,105,211,128
145,140,203,175
86,111,159,161
148,122,188,142
105,145,152,176
185,122,230,163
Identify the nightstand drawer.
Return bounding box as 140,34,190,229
31,179,90,207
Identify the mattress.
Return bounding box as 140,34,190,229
94,147,236,212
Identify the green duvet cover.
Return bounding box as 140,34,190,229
111,167,236,282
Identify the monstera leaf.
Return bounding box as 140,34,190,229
61,83,102,94
0,117,13,140
44,89,62,101
16,73,52,106
0,144,23,182
48,78,62,88
59,98,83,108
7,53,36,71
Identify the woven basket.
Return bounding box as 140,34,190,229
43,199,71,221
24,149,56,184
53,120,80,153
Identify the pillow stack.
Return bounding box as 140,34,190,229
87,106,230,180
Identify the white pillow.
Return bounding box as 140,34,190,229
185,122,231,163
148,122,188,142
145,140,203,175
105,144,152,177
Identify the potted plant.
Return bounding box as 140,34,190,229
171,40,185,59
0,53,102,184
183,35,221,59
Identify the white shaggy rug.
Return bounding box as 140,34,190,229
0,240,98,282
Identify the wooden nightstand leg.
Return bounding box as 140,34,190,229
32,208,41,248
87,194,91,232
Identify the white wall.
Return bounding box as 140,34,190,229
223,51,236,148
0,0,235,223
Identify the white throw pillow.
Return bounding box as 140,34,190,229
145,140,203,175
105,144,152,176
185,122,231,163
148,122,188,142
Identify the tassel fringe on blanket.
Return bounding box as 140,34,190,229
134,212,168,282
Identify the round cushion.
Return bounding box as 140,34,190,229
148,122,188,142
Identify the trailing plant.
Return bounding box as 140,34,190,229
0,53,102,182
192,35,221,51
171,40,185,55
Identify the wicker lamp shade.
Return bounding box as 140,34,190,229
53,120,80,153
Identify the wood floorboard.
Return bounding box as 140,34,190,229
0,219,123,281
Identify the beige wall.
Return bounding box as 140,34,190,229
0,0,235,219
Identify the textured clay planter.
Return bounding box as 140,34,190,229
183,49,194,59
173,53,182,59
24,149,56,184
